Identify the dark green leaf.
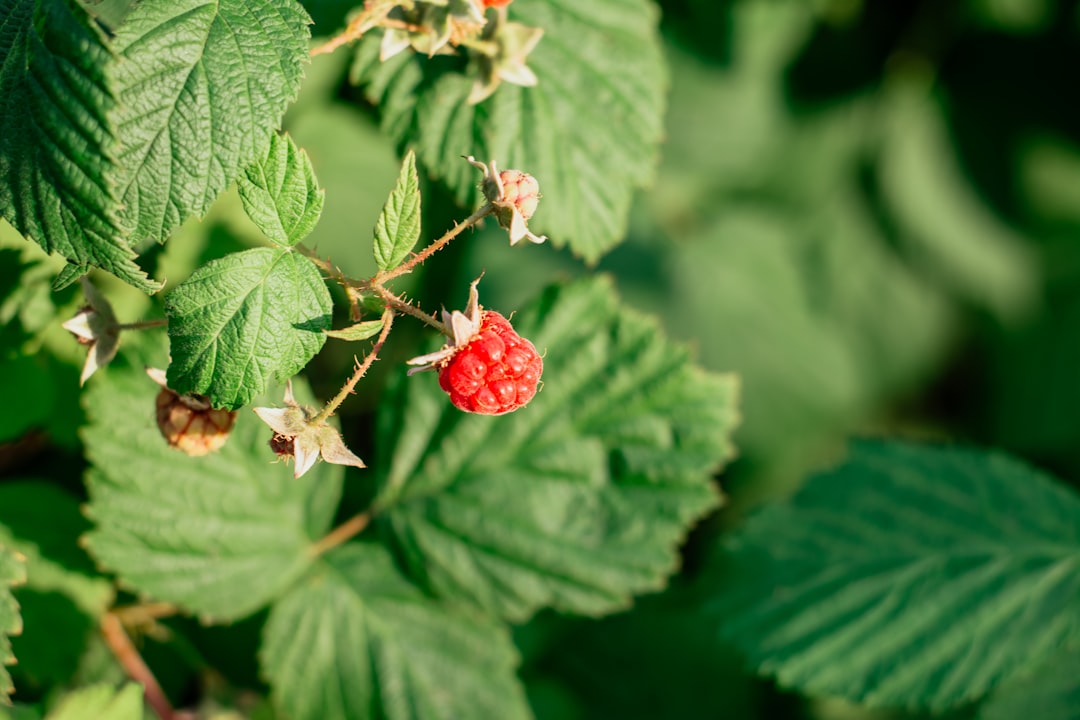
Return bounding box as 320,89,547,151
0,0,156,291
376,277,737,621
979,646,1080,720
0,482,113,691
238,133,324,247
108,0,310,248
351,0,666,261
879,84,1037,319
710,440,1080,710
0,547,24,703
373,150,421,271
83,362,344,622
261,543,529,720
165,248,332,410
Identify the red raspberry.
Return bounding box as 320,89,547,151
482,0,514,6
437,311,542,415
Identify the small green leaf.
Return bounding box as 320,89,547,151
238,133,325,247
373,151,421,271
260,543,530,720
44,683,142,720
108,0,311,247
351,0,666,261
376,277,737,621
0,0,156,291
83,363,344,622
325,320,385,342
165,248,332,410
710,440,1080,710
0,547,25,703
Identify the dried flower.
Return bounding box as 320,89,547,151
62,277,120,385
467,17,543,104
147,368,236,456
253,381,365,479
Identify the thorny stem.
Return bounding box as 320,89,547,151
368,284,446,333
312,310,395,425
375,204,492,284
310,0,399,56
101,612,176,720
295,248,365,320
309,510,372,558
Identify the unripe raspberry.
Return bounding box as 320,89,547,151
498,169,539,220
437,311,542,414
148,369,236,456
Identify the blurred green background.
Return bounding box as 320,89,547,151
4,0,1080,717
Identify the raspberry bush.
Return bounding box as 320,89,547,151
2,1,1080,719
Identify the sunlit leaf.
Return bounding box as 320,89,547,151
261,543,529,720
376,277,737,621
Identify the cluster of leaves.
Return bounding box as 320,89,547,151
2,0,1080,719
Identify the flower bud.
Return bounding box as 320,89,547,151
498,169,540,220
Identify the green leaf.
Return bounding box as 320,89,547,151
710,440,1080,710
108,0,310,247
325,319,385,342
0,704,40,720
351,0,666,261
0,547,25,703
83,362,344,622
0,0,156,291
0,482,114,691
879,83,1038,319
376,277,737,621
373,150,421,271
260,543,529,720
165,248,332,410
978,646,1080,720
238,133,324,247
44,683,142,720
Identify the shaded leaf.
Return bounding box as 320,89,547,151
109,0,310,247
0,482,113,691
351,0,666,261
83,361,344,622
978,646,1080,720
0,0,155,291
373,150,421,271
261,543,529,720
879,83,1038,319
0,548,25,703
238,133,324,247
710,440,1080,710
376,277,737,621
165,248,332,410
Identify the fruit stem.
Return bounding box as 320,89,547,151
309,510,372,558
312,309,394,425
101,612,177,720
309,0,399,56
